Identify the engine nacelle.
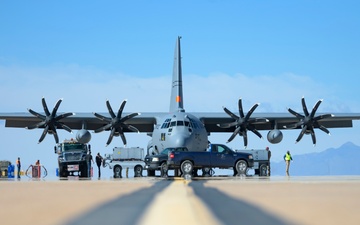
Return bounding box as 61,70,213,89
267,129,283,144
76,129,91,143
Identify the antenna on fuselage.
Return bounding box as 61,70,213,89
169,36,185,113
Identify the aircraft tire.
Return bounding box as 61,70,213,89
259,164,268,176
134,165,143,177
160,162,168,177
147,169,156,177
202,167,213,177
113,165,122,178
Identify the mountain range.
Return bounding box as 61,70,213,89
270,142,360,176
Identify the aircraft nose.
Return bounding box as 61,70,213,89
173,135,190,147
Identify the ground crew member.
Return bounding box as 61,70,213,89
266,147,271,176
86,150,94,177
16,157,21,178
96,153,103,178
283,150,293,176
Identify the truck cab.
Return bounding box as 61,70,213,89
55,139,90,178
145,147,188,177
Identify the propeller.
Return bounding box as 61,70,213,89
284,97,334,146
93,99,140,146
26,97,74,143
217,98,268,148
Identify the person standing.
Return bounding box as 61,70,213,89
16,157,21,178
283,150,293,176
86,150,94,177
266,147,271,176
95,153,103,178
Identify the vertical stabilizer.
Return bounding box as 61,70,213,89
169,36,185,112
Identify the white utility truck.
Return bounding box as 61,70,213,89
236,149,270,176
103,147,145,178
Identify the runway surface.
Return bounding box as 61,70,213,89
1,176,360,225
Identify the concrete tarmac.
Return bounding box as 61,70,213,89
1,176,360,225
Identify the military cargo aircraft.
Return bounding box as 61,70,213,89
1,36,360,156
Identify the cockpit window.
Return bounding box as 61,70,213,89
161,118,171,129
170,121,176,127
177,121,184,126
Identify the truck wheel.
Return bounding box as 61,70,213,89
147,169,155,177
113,165,122,178
181,160,193,175
235,160,248,175
160,162,168,177
134,165,143,177
259,164,268,176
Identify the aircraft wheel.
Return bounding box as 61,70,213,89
259,164,268,176
113,165,122,178
134,165,143,177
235,160,248,175
147,169,155,177
202,167,212,177
181,160,193,175
160,162,168,177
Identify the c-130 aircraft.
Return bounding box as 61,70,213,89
1,36,360,155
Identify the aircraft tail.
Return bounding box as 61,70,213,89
169,36,185,112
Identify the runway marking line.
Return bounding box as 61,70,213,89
138,180,222,225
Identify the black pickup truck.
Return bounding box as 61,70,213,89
167,143,254,176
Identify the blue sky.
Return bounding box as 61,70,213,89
1,1,360,177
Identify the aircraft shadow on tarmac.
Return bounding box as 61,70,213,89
189,180,295,225
64,178,295,225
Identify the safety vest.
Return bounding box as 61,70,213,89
285,153,292,161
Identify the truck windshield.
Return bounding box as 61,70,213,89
63,144,86,151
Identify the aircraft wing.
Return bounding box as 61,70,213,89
194,112,360,132
0,112,162,132
1,112,360,133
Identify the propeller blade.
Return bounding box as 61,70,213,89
28,109,46,120
250,128,262,139
238,98,245,118
26,121,46,130
93,112,111,122
124,124,140,133
227,126,240,143
38,126,49,143
310,128,316,146
42,97,51,116
106,129,116,146
301,97,309,117
56,112,75,120
94,124,112,133
117,100,127,119
295,126,307,143
244,103,259,121
313,113,333,121
120,112,141,123
319,125,330,135
53,129,59,144
56,122,72,133
243,135,248,148
106,100,116,118
288,108,304,119
120,132,127,146
51,98,63,118
223,107,239,120
310,99,323,118
217,121,238,128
